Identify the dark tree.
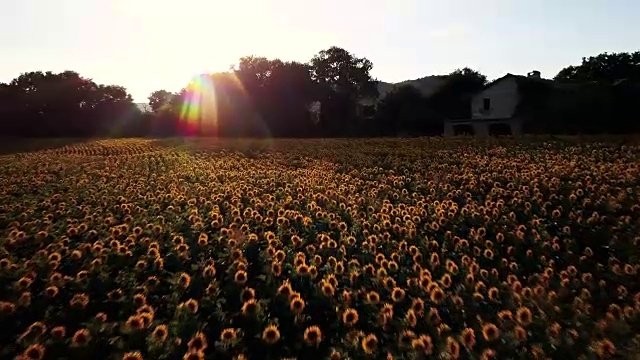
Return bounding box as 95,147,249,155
260,60,320,137
310,46,379,136
148,90,176,114
554,51,640,83
542,51,640,134
427,68,487,120
373,85,443,136
0,71,139,137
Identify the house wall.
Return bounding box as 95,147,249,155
471,77,520,120
443,118,523,137
444,121,490,136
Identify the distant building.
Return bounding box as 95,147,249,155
308,101,321,123
136,103,152,113
444,71,550,136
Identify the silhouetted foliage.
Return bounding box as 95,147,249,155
520,79,640,135
148,90,176,114
310,47,379,136
1,49,639,138
427,68,487,120
516,51,640,134
0,71,142,137
554,51,640,83
372,85,443,136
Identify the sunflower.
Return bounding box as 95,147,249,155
70,293,89,308
516,306,533,326
595,339,616,358
446,337,460,359
342,308,359,326
122,351,143,360
430,287,444,304
234,270,248,284
480,349,496,360
391,287,406,302
178,273,191,288
125,315,146,332
133,293,147,308
262,325,280,344
27,322,47,336
381,303,394,319
203,265,216,278
303,326,322,346
71,329,91,347
50,326,66,340
513,325,527,342
325,274,338,288
405,309,418,328
241,299,259,316
398,330,415,348
413,335,434,355
482,323,499,342
488,287,499,301
411,298,425,314
296,264,310,276
22,344,45,360
271,262,282,276
17,276,33,289
182,350,204,360
441,274,452,288
220,328,238,344
197,233,208,246
309,265,319,278
290,297,305,314
498,310,513,322
233,286,254,303
188,332,208,352
151,325,169,342
366,291,380,304
329,349,342,360
321,281,335,297
277,282,293,298
361,334,378,355
624,264,636,275
388,261,399,272
549,322,561,338
135,260,147,271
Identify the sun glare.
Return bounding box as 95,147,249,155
179,75,218,136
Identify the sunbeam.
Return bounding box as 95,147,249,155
179,74,218,136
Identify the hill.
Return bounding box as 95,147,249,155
377,75,448,98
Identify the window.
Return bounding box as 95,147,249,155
363,105,376,118
483,98,491,111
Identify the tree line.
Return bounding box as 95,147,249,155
1,48,639,138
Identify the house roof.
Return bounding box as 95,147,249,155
482,73,556,91
482,73,585,94
475,73,567,120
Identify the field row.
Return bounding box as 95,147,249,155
1,138,639,360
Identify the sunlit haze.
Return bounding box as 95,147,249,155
2,0,639,102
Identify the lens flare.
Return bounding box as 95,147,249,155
179,74,218,136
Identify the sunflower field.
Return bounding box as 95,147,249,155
1,137,639,360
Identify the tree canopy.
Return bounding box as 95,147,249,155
2,48,640,138
0,71,142,137
427,68,487,120
554,51,640,83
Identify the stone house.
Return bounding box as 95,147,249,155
444,71,552,136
